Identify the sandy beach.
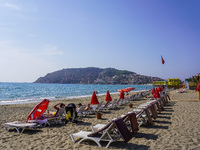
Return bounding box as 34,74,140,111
0,90,200,150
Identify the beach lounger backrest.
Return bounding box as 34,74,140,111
109,99,117,108
111,99,117,105
150,104,157,119
114,118,133,143
121,113,129,121
144,107,153,125
77,105,86,113
87,121,113,137
128,112,139,134
93,101,103,111
106,99,117,109
105,101,111,107
114,98,122,106
155,100,162,113
56,108,66,117
101,101,111,110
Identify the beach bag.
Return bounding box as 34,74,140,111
66,111,71,120
65,103,78,123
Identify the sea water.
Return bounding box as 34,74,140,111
0,82,152,105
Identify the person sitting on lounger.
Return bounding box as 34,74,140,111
84,103,92,111
49,103,65,116
76,103,82,112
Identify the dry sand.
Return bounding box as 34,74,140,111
0,90,200,150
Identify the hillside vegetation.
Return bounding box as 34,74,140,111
34,67,163,84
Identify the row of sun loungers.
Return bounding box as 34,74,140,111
77,99,120,117
4,89,169,145
76,90,152,119
4,90,151,134
70,112,139,148
71,92,170,148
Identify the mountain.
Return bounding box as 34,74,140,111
34,67,163,84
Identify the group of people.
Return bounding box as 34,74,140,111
76,103,92,112
49,102,92,116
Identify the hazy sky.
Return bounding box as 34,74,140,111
0,0,199,82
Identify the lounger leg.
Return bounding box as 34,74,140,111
78,138,102,148
105,140,113,148
14,127,20,133
21,128,25,133
91,126,95,132
44,121,50,127
4,127,7,131
70,134,76,143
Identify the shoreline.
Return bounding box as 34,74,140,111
0,89,149,106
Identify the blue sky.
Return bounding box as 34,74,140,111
0,0,199,82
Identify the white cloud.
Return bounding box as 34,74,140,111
4,2,21,11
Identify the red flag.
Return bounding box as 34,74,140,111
161,56,165,64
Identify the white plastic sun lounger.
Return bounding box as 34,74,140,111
70,118,133,148
4,121,39,133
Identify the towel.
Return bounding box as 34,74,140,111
114,118,133,143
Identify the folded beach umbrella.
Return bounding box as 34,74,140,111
196,84,200,100
105,90,112,101
195,84,200,91
151,87,155,95
153,88,160,98
91,91,99,104
120,91,125,99
158,86,163,92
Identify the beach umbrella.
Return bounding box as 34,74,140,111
120,91,125,99
153,88,160,98
118,87,135,93
151,87,155,94
91,91,99,104
158,86,163,92
118,88,130,93
126,87,135,92
196,84,200,100
118,89,121,92
195,84,200,91
105,90,112,101
26,99,49,122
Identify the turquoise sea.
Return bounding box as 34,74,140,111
0,83,152,105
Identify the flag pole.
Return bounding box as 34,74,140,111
162,64,165,80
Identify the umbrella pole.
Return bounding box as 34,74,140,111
198,91,200,100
